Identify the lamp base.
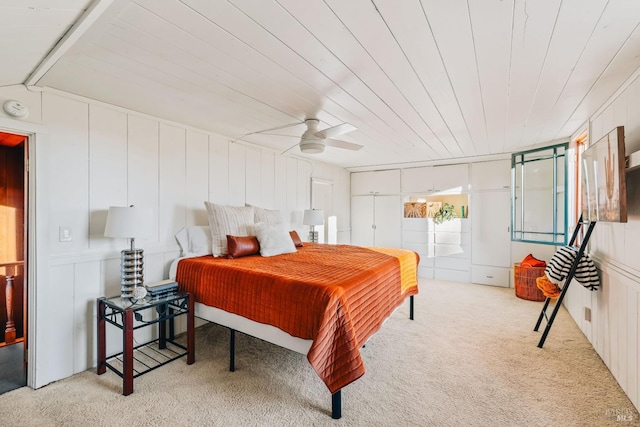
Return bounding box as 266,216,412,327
308,230,319,243
120,249,144,299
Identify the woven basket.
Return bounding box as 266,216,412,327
514,263,547,302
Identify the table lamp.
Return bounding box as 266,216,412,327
303,209,324,243
104,205,152,299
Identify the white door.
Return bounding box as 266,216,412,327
471,190,510,267
374,195,402,248
351,196,375,246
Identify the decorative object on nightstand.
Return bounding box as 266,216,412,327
303,209,324,243
146,279,179,299
104,205,152,300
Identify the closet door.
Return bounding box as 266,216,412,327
351,195,375,246
374,195,402,248
471,190,511,286
469,159,512,286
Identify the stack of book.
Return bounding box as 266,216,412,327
145,279,178,299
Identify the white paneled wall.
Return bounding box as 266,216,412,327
43,94,90,255
159,124,187,243
88,105,128,245
563,73,640,411
3,88,350,388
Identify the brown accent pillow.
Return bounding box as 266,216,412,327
289,230,303,247
226,235,260,259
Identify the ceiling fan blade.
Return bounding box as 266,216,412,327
281,141,301,155
231,121,303,144
324,139,363,151
314,123,356,139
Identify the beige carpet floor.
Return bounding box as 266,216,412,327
0,278,638,426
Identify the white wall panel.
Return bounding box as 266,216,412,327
127,115,159,244
159,123,186,244
286,157,297,213
609,275,623,387
245,147,261,207
274,156,287,212
297,160,312,210
633,291,640,408
260,151,276,209
88,105,127,249
42,93,89,254
209,135,229,204
38,264,74,384
185,131,209,225
73,261,101,374
102,257,122,299
228,143,246,206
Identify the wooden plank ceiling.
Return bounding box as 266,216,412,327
3,0,640,169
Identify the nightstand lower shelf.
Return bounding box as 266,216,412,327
103,338,189,380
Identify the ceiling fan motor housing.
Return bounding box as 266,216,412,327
300,119,325,153
300,140,325,153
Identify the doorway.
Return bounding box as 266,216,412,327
311,178,335,243
0,131,27,394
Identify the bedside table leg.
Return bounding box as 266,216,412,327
187,293,195,365
123,309,134,395
159,303,167,350
97,298,106,375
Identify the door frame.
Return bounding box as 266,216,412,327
0,116,48,389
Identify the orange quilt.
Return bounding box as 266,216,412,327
176,243,419,393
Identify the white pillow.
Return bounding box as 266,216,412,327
205,202,255,257
174,226,212,257
253,222,297,257
246,204,283,224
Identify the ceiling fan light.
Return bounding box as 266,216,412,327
300,140,325,154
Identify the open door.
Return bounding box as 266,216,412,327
0,131,27,394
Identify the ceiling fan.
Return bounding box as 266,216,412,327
295,118,362,154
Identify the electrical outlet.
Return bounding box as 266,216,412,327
584,307,591,322
59,226,72,242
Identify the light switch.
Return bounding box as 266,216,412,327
59,226,72,242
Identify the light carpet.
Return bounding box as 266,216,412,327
0,279,638,426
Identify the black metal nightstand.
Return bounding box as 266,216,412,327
96,292,195,395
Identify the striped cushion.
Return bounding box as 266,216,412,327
205,202,255,257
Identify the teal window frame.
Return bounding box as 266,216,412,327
511,142,569,245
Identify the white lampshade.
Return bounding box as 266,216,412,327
104,206,153,239
303,209,324,226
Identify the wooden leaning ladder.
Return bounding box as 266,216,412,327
534,216,597,348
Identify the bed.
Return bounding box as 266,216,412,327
171,205,419,419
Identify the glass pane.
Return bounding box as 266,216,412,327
511,143,568,245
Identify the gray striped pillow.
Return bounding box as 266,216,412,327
204,202,255,257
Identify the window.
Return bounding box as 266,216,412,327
511,143,568,245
